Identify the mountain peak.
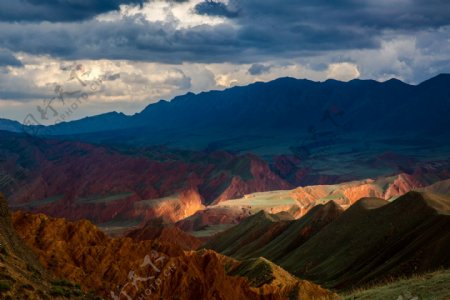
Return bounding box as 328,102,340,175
395,191,450,215
351,197,388,211
383,77,410,86
418,73,450,87
252,209,277,222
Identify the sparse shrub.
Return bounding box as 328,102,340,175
72,288,83,296
51,279,75,288
0,280,12,292
26,264,40,277
0,246,8,256
36,288,51,300
20,283,34,291
86,291,104,300
50,286,71,297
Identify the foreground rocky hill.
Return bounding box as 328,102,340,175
11,210,337,300
0,193,97,299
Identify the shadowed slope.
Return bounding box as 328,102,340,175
202,210,294,258
205,191,450,291
250,201,344,261
204,201,343,261
281,192,450,290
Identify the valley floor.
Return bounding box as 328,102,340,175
343,270,450,300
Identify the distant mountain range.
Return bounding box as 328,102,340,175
47,73,450,135
2,74,449,154
0,118,23,133
1,74,449,190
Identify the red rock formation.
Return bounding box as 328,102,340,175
178,174,427,237
212,156,293,204
0,133,290,224
11,211,337,300
128,188,205,223
126,217,203,250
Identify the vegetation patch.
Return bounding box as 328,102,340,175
0,280,12,293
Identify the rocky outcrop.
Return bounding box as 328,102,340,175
179,174,424,237
129,188,205,223
126,217,203,250
0,193,98,299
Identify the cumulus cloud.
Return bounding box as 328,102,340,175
0,57,199,122
326,63,360,82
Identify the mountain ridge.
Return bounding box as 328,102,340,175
204,191,450,290
6,73,447,143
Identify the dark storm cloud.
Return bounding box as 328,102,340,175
0,15,378,64
0,0,149,22
194,1,238,18
0,0,449,64
0,49,23,67
248,64,271,75
0,18,242,63
225,0,450,30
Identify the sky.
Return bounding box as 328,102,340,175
0,0,450,124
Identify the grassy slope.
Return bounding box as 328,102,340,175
203,201,343,262
202,210,292,258
206,191,450,292
343,270,450,300
280,192,450,290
